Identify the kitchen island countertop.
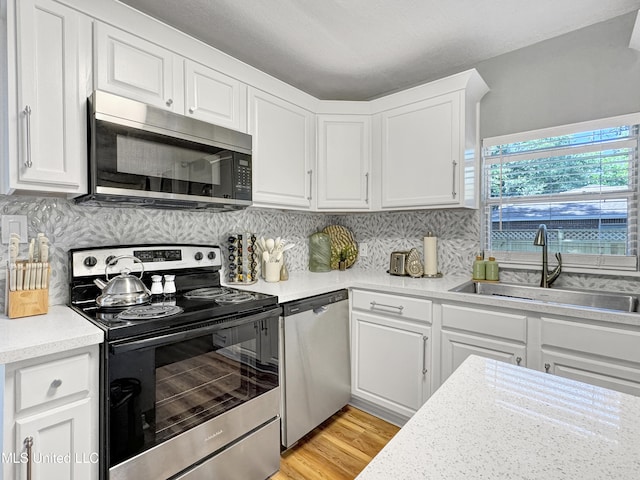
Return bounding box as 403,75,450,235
356,355,640,479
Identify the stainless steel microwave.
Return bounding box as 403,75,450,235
75,91,252,210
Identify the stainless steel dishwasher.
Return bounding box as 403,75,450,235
280,289,350,448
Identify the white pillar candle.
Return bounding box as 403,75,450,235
424,234,438,276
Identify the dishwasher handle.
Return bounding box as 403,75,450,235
282,289,348,316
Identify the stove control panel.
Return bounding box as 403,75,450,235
71,245,222,278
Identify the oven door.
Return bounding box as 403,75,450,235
106,307,280,480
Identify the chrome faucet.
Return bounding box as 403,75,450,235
533,224,562,288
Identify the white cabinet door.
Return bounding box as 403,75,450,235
541,350,640,397
184,60,247,132
14,399,95,480
351,311,431,419
248,88,314,209
440,303,527,383
441,330,526,382
317,115,371,210
540,316,640,397
95,22,181,112
380,91,461,209
5,0,90,195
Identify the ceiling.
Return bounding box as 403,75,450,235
119,0,640,101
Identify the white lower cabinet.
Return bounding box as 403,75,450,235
539,316,640,397
440,303,527,383
3,345,99,480
350,290,432,422
441,330,526,380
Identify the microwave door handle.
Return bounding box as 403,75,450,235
111,306,281,354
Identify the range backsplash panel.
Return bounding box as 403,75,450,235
0,195,637,310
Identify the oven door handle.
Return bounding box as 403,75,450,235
110,306,281,354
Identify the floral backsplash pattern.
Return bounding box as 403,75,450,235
0,194,638,310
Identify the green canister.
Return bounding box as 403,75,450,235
309,232,332,272
472,255,486,280
485,257,500,281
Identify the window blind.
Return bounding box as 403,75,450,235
482,113,640,271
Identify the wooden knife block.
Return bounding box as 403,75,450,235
8,289,49,318
5,265,50,319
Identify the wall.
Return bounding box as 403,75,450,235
477,12,640,139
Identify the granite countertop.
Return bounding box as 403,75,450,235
356,355,640,479
229,269,640,327
0,305,104,364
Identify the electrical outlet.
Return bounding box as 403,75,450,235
2,215,28,243
360,243,368,257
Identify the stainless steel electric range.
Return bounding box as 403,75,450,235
69,244,281,480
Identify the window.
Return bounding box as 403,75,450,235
482,113,640,271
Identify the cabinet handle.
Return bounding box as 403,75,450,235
544,363,551,373
451,159,457,199
51,379,62,388
24,436,33,480
307,169,313,200
166,98,173,107
189,106,197,114
23,106,33,168
422,336,428,375
365,172,370,203
369,301,403,313
516,356,522,366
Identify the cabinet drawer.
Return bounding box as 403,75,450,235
441,304,526,342
16,353,91,412
351,290,431,322
541,316,640,364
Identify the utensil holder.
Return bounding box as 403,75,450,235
264,261,281,283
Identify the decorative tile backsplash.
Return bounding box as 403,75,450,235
1,194,638,311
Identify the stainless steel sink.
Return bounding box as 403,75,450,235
449,281,639,313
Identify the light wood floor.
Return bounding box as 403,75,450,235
270,406,400,480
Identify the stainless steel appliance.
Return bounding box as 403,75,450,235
75,91,253,210
69,244,280,480
389,251,410,276
279,290,350,448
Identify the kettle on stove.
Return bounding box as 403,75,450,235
94,255,151,308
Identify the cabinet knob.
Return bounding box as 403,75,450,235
166,98,173,107
189,106,197,114
516,356,522,366
51,379,63,388
544,363,551,373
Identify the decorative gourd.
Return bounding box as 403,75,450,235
322,225,358,269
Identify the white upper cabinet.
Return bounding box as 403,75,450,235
248,87,315,210
95,22,182,112
2,0,91,195
316,115,371,210
380,92,461,209
375,69,489,210
94,23,248,132
184,59,247,131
